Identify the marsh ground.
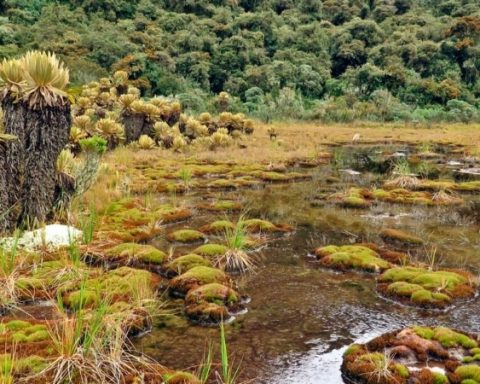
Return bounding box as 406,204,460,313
3,122,480,383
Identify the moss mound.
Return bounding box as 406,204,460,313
243,219,292,234
197,200,242,212
12,260,95,303
97,198,164,242
342,327,480,384
0,320,50,345
380,228,424,246
377,266,478,308
193,244,228,258
314,245,392,273
185,283,240,324
328,188,372,209
165,254,212,276
105,243,167,265
61,266,160,309
199,220,235,234
169,266,230,297
167,229,205,243
156,205,193,224
328,187,464,208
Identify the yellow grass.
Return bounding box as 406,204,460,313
108,121,480,164
71,121,480,217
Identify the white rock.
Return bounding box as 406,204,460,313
458,167,480,176
446,160,462,166
339,169,361,176
0,224,83,251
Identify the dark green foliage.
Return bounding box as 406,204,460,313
1,0,479,121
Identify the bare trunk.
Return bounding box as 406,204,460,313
0,96,71,232
122,112,146,143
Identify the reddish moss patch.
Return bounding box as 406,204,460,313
342,327,479,384
243,219,293,234
380,228,424,247
184,283,241,324
197,200,243,212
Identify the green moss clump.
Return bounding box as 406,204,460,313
166,254,212,275
10,333,28,343
15,355,48,374
379,267,468,292
207,179,238,189
387,282,425,296
242,219,291,233
412,271,466,290
412,326,435,340
175,266,226,284
378,266,475,307
463,355,480,363
106,243,167,264
455,365,480,382
343,344,363,357
186,283,238,306
64,289,99,310
4,320,30,331
62,267,157,311
25,330,49,342
343,196,371,208
170,266,229,295
316,245,391,273
459,379,478,384
258,171,289,181
413,326,477,349
433,327,477,348
372,189,390,199
167,229,205,243
243,219,277,232
200,220,235,234
198,200,242,211
193,244,228,258
432,372,448,384
393,364,409,378
410,289,432,303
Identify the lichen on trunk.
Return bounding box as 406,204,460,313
0,96,71,231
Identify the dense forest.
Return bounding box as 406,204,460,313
1,0,479,122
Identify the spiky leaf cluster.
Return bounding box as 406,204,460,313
69,73,254,152
0,51,69,108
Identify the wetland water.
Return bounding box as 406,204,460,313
134,145,480,383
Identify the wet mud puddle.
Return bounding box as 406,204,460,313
133,145,480,383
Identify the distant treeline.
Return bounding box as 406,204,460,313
1,0,479,122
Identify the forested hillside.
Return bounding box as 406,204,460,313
1,0,479,121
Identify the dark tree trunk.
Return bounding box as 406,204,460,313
0,96,71,232
122,112,146,144
0,140,11,233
